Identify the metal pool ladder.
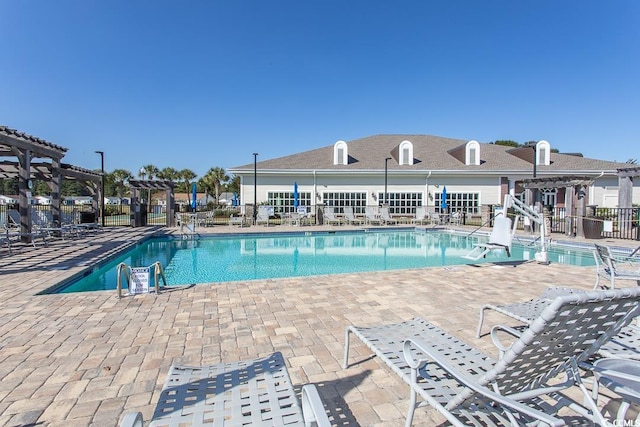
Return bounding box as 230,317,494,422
116,261,167,298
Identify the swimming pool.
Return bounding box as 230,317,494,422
50,230,596,293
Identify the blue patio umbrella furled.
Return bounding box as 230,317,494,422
293,182,299,207
441,186,449,211
191,182,197,211
232,192,238,207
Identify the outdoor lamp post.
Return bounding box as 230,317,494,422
94,150,105,227
384,157,392,205
139,167,147,204
253,152,258,225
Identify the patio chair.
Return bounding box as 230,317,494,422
463,214,519,260
379,206,396,225
344,287,640,427
4,209,49,247
256,205,274,226
593,243,640,290
475,286,585,338
323,207,342,225
228,215,246,227
476,285,640,361
428,212,442,226
450,210,462,226
343,206,363,225
120,351,331,427
364,206,381,225
411,207,428,225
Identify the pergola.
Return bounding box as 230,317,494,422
0,126,101,240
128,179,176,227
521,175,595,237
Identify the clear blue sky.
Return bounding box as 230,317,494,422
2,1,638,178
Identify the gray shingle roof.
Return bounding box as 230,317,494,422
230,134,627,173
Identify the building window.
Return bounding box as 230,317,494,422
377,192,422,215
267,191,312,215
333,140,348,165
434,192,479,214
399,140,414,165
465,140,480,165
322,192,367,213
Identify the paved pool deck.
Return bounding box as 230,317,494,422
1,224,639,426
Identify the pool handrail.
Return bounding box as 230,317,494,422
117,261,167,298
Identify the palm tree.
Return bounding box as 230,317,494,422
142,164,159,180
139,164,159,204
226,175,240,195
198,173,216,206
178,169,197,208
201,167,229,204
111,169,133,200
157,167,179,182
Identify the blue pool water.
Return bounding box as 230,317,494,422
52,230,596,293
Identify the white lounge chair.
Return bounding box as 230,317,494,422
343,206,363,225
364,207,381,225
379,206,396,225
475,286,585,338
449,210,462,226
593,243,640,290
120,352,331,427
229,215,246,227
256,206,274,226
323,207,342,225
475,285,640,361
463,215,519,260
411,207,428,225
428,212,442,226
344,287,640,426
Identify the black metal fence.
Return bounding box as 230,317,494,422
3,203,639,240
543,206,639,240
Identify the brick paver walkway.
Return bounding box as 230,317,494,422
0,224,637,426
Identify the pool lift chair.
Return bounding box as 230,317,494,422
464,194,549,263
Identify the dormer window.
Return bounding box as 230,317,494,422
333,140,348,165
399,140,414,165
536,140,550,166
465,140,480,165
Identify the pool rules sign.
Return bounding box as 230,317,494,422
130,267,150,294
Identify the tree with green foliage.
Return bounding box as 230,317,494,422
140,164,159,180
1,178,18,195
226,174,240,195
200,167,229,204
110,169,133,199
492,140,519,147
157,167,179,182
178,168,197,207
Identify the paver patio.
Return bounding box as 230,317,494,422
0,225,637,426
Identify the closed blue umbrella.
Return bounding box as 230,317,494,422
233,192,238,206
440,186,449,211
293,182,299,207
191,182,197,211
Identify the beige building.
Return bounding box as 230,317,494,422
229,134,637,220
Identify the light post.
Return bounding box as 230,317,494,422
94,150,105,227
253,153,258,225
384,157,392,206
139,167,147,205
